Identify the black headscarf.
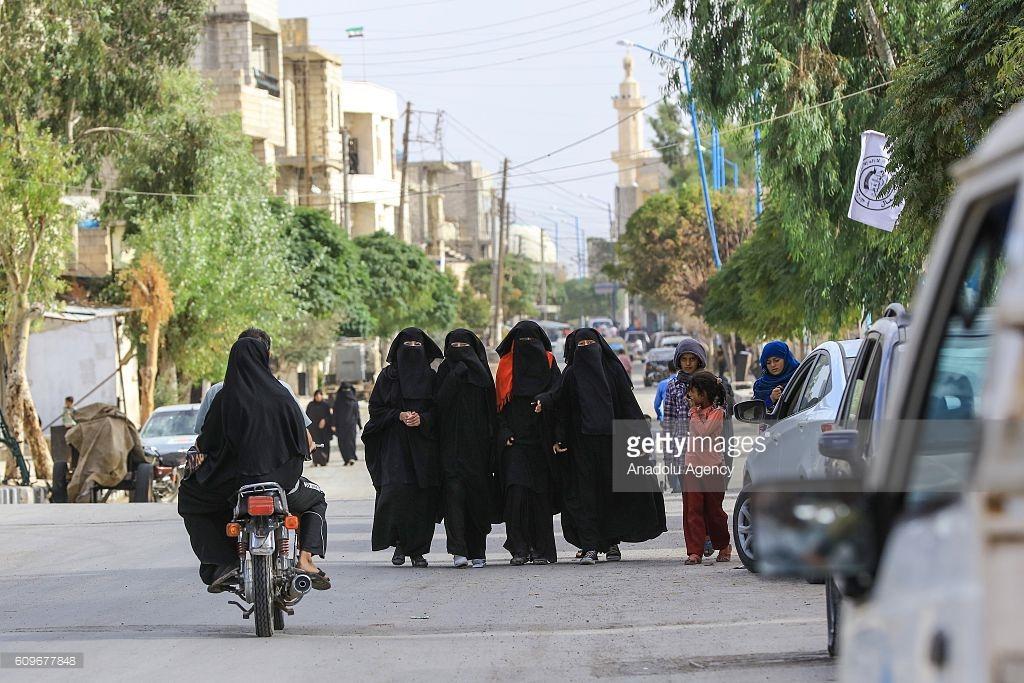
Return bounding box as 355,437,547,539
564,328,621,434
386,327,443,399
200,336,308,480
496,320,552,400
437,328,492,389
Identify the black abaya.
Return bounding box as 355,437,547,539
362,328,443,557
539,328,666,553
333,387,361,463
306,399,332,465
435,329,496,559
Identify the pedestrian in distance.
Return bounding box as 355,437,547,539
616,346,633,378
494,321,562,566
61,396,76,428
362,328,443,568
332,383,361,465
682,370,732,566
306,389,332,466
536,328,667,566
752,340,800,412
435,329,496,568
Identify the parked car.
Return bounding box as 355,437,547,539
731,338,862,571
659,334,685,349
140,403,201,502
538,320,572,360
752,105,1024,682
820,304,910,656
643,347,676,387
624,330,650,357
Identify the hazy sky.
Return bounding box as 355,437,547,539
283,0,675,266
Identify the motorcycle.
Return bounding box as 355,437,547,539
146,446,182,503
224,481,313,637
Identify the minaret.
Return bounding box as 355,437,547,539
612,53,645,191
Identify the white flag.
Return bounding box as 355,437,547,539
848,130,904,232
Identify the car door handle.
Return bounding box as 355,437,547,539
797,419,810,429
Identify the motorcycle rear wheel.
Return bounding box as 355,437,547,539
273,605,285,631
252,554,274,637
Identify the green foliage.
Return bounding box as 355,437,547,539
0,121,77,318
884,1,1024,268
351,231,457,338
455,284,491,333
0,0,207,163
466,254,539,320
659,0,949,333
558,278,609,323
608,182,754,314
109,70,297,382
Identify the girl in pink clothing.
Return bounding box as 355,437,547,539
682,371,732,565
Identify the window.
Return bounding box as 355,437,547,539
904,190,1015,500
796,354,832,413
773,353,817,418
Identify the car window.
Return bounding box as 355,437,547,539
773,353,817,418
141,409,200,437
904,190,1014,502
796,354,831,413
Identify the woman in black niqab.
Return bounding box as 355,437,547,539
494,320,562,565
538,327,666,563
362,327,444,567
435,329,496,566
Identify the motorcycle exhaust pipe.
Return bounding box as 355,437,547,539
288,574,312,598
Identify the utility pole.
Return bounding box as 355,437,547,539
396,100,413,242
492,158,509,344
539,229,547,320
341,126,351,236
302,54,313,207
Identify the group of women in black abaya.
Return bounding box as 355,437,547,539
363,322,666,568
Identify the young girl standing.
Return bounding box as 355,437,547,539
682,371,732,565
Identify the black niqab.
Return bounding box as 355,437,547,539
496,321,552,397
199,337,308,481
565,328,617,434
386,327,442,399
437,328,492,389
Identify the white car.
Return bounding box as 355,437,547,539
731,338,861,570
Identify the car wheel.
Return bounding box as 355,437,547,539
644,378,652,387
130,463,154,503
732,488,757,573
50,461,69,503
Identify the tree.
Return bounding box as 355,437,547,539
123,254,173,424
0,122,76,480
352,232,457,338
659,0,947,331
558,278,609,324
0,0,207,478
109,70,297,388
454,284,491,333
466,255,540,320
607,182,755,315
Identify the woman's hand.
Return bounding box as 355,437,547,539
533,400,542,413
770,386,782,403
400,411,421,427
506,436,515,446
552,442,567,454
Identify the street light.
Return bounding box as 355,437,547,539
617,38,721,268
551,206,585,278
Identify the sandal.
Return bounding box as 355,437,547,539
575,550,584,559
716,547,732,563
684,555,701,565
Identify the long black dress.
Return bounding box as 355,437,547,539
538,328,666,554
495,321,562,563
306,398,332,465
333,386,361,464
362,328,443,558
435,329,496,560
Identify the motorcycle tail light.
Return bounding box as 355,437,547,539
284,514,299,530
155,465,173,476
225,522,241,537
247,496,275,516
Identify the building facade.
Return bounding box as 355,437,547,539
408,160,496,261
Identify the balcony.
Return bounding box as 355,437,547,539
252,68,280,98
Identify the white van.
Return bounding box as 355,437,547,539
753,105,1024,681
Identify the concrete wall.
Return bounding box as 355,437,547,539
27,315,141,431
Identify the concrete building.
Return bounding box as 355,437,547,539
341,80,401,236
611,53,665,239
408,160,496,261
508,224,556,265
192,0,294,171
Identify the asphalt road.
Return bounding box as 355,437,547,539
0,379,835,681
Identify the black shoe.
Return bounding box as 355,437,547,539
392,549,406,566
532,558,551,565
510,556,527,566
579,550,598,565
207,565,239,593
412,555,428,568
606,544,621,561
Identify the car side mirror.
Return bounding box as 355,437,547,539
734,399,766,423
750,480,875,582
818,429,860,462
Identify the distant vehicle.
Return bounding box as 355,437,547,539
537,320,571,360
643,347,675,387
605,336,627,355
659,335,685,349
731,339,862,571
624,330,650,357
140,403,202,502
587,317,615,336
